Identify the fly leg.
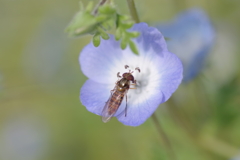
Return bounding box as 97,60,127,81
110,87,116,95
117,72,121,78
130,80,137,89
117,72,122,81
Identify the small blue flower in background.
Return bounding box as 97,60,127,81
231,154,240,160
0,114,48,160
79,23,183,126
156,8,215,82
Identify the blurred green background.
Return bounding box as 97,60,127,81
0,0,240,160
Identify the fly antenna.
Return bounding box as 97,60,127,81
117,72,121,78
135,67,140,73
124,65,129,69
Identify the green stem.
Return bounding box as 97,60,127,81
126,0,175,158
167,98,239,159
167,98,197,138
92,0,107,15
126,0,140,23
152,113,177,160
198,135,240,159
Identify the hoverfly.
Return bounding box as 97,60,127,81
101,65,141,123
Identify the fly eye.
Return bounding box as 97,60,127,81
128,75,134,82
131,78,135,83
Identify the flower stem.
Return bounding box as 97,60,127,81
167,98,197,138
152,113,177,160
92,0,108,15
126,0,175,158
126,0,140,23
198,135,240,159
167,98,239,159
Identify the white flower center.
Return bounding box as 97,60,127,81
108,48,161,107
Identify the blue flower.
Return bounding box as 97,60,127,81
156,8,215,82
231,154,240,160
79,23,183,126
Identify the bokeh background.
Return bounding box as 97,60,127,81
0,0,240,160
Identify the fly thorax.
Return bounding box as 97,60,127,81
117,86,125,92
119,78,128,87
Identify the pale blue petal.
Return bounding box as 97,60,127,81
79,35,123,84
156,8,215,82
155,51,183,102
117,51,183,126
23,11,69,83
231,156,240,160
80,23,183,126
80,80,113,115
117,90,163,126
129,22,168,55
80,23,169,83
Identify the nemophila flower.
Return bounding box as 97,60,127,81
206,23,238,86
0,114,48,160
80,22,183,126
156,8,215,82
23,11,70,84
231,154,240,160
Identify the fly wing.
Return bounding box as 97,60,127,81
101,90,125,123
101,97,114,123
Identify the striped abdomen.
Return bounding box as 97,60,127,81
101,78,130,123
107,90,124,115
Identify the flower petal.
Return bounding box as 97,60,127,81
79,23,183,126
79,22,169,83
117,89,163,126
116,51,183,126
80,79,114,115
156,8,215,82
155,51,183,101
79,35,123,84
130,22,168,55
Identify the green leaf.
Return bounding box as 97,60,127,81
101,18,114,30
121,21,134,29
100,32,109,40
129,40,139,55
65,1,140,53
65,2,98,37
96,27,109,40
115,28,122,41
93,34,101,47
128,31,140,38
121,40,127,49
119,15,129,21
85,1,94,12
95,15,108,22
98,4,116,14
